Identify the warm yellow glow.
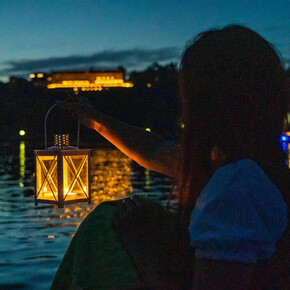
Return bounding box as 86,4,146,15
181,123,185,129
73,87,78,92
47,79,133,89
62,155,89,200
65,187,77,196
37,73,44,78
147,83,152,88
145,128,151,132
44,149,132,219
29,73,35,79
48,235,55,239
125,83,133,87
145,169,150,191
74,206,82,212
46,71,133,91
35,151,90,205
19,182,24,188
19,141,25,179
90,149,132,204
19,130,25,136
35,155,58,201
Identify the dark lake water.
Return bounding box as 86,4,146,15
0,141,172,289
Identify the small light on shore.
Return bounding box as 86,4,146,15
145,128,151,132
19,130,26,136
282,136,288,141
48,235,55,239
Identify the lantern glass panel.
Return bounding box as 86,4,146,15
36,154,58,201
62,154,89,201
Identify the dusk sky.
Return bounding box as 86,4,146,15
1,0,290,82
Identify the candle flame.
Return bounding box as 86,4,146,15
66,188,77,195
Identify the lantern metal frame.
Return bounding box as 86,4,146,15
34,104,91,208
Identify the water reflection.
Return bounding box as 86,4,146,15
44,149,134,221
19,141,25,188
0,142,169,289
144,169,151,191
90,149,133,203
0,141,154,289
9,135,289,288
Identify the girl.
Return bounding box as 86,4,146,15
57,25,289,289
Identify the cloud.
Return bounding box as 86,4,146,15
1,47,181,77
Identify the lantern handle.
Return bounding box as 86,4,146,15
44,104,80,150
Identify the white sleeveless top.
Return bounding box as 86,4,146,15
189,159,288,263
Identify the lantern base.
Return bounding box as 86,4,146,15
35,198,91,208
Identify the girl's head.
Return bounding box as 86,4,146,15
178,25,288,208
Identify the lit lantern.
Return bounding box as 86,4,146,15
35,105,91,208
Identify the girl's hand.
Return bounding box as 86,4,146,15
56,97,98,129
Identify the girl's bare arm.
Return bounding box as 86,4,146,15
56,98,177,177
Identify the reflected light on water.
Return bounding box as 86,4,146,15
1,139,288,289
19,141,25,187
46,149,133,221
1,144,171,289
90,149,133,204
145,169,151,191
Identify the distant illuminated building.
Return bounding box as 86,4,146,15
29,68,133,91
29,72,47,87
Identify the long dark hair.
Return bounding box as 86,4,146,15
178,25,288,209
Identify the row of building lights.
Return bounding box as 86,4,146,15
29,73,44,79
78,87,103,92
47,80,133,89
29,72,133,89
29,73,157,90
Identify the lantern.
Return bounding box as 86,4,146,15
35,105,91,208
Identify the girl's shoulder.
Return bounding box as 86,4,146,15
189,159,288,263
198,159,286,207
